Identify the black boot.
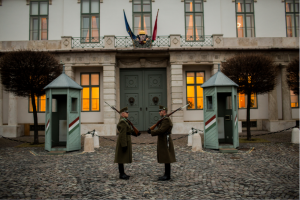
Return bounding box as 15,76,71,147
118,164,129,180
159,164,171,181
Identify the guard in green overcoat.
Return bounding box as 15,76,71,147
147,105,176,181
114,107,141,180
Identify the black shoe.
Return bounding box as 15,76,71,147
119,174,129,180
158,175,170,181
124,174,130,178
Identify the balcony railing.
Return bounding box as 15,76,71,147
114,35,170,48
71,35,213,49
72,37,104,48
180,35,213,47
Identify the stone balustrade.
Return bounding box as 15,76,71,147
0,35,298,51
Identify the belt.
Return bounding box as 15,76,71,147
126,132,132,135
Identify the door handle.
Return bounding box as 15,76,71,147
146,107,148,111
140,107,142,111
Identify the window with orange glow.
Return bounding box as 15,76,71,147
185,0,204,41
81,73,100,111
29,94,46,112
81,0,100,43
186,72,204,110
290,90,299,108
285,0,299,37
238,93,257,108
133,0,152,35
236,0,255,38
30,1,48,40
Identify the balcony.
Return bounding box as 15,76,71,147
71,35,214,49
0,35,298,51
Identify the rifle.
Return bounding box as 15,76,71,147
105,102,140,136
149,103,190,130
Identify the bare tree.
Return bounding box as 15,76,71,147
0,50,61,144
222,53,278,140
286,57,299,95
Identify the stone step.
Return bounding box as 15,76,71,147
219,148,238,153
48,151,66,155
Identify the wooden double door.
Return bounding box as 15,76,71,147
120,68,167,131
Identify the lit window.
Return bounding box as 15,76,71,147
81,73,100,111
185,0,204,41
30,1,48,40
133,0,152,35
290,90,299,107
285,0,299,37
29,95,46,112
81,0,100,43
186,72,204,109
238,93,257,108
236,0,255,38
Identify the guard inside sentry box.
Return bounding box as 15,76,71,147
217,93,233,147
51,95,67,149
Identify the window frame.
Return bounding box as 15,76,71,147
132,0,152,36
186,71,205,110
290,90,299,108
184,0,205,42
235,0,256,38
28,95,46,113
80,0,100,43
29,0,49,40
80,72,100,112
238,92,258,109
285,0,299,37
206,95,214,111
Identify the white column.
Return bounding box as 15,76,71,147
211,63,219,76
281,66,292,120
65,64,75,80
103,65,117,124
268,89,278,120
8,92,17,126
171,65,183,123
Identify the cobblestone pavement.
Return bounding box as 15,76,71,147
0,131,299,199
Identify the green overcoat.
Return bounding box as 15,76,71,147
151,117,176,164
114,118,133,163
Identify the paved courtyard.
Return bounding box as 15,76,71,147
0,130,299,199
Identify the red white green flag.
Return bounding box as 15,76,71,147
152,9,159,42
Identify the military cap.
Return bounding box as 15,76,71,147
120,107,129,113
158,105,167,111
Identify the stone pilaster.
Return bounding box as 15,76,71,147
281,66,292,120
61,36,72,50
103,65,117,124
104,35,115,49
171,65,183,123
170,34,181,48
268,89,278,120
8,93,18,126
212,34,224,48
211,63,219,76
65,64,75,80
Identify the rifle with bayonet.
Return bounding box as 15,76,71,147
149,103,190,130
105,102,140,136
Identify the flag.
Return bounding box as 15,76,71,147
152,9,159,42
123,10,136,40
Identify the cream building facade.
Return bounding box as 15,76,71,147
0,0,299,137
